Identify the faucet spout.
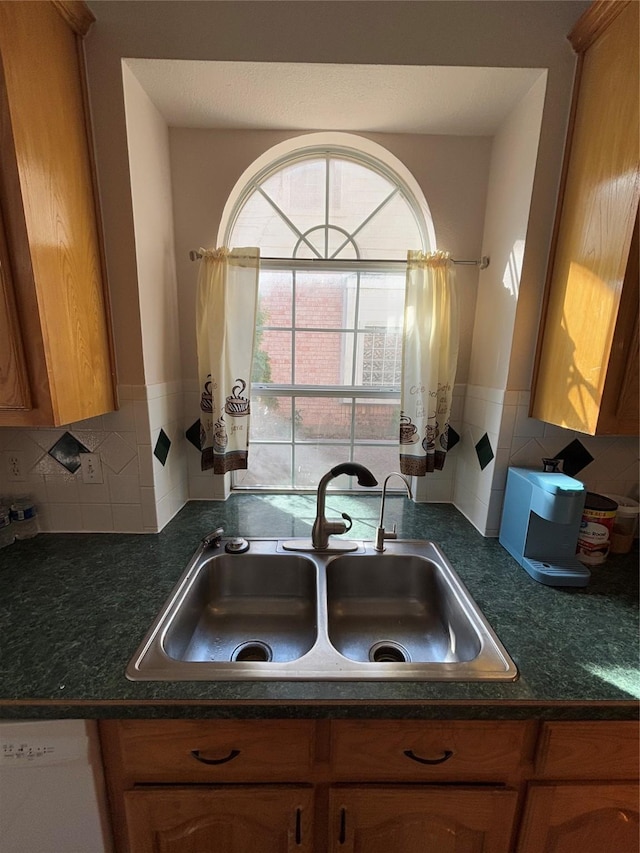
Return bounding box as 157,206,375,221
312,463,378,550
375,473,412,551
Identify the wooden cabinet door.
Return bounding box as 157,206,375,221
329,786,518,853
517,783,639,853
0,205,29,411
531,0,639,434
124,786,314,853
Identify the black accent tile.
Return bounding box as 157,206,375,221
447,426,460,451
554,438,594,477
185,420,202,451
48,431,89,474
475,432,494,470
154,429,171,466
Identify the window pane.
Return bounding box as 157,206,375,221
294,332,354,385
353,401,400,441
295,272,356,329
294,397,352,441
261,158,326,240
357,273,405,330
259,330,292,384
294,444,352,489
258,271,292,327
328,158,396,237
350,192,422,259
251,397,292,440
234,444,292,489
352,444,401,488
230,190,298,256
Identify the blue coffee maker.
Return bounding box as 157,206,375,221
499,466,589,587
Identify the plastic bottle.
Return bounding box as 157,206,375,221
9,497,39,540
605,494,640,554
0,504,13,548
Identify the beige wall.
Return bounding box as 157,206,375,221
122,63,182,386
84,0,589,396
469,73,547,392
169,128,492,385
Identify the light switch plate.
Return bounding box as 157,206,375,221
80,453,103,484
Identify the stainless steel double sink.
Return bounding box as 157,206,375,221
126,539,518,682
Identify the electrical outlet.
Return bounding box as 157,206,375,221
80,453,103,484
5,451,26,482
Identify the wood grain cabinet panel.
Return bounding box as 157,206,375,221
0,0,115,426
536,721,640,780
329,787,518,853
330,720,532,782
124,787,314,853
531,0,639,435
516,783,639,853
111,719,316,784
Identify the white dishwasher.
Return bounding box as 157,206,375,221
0,719,113,853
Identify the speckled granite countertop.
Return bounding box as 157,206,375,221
0,496,638,720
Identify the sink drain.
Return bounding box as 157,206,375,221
231,641,273,662
369,641,411,663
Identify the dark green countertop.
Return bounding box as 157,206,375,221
0,495,638,720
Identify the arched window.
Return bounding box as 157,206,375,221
221,134,434,490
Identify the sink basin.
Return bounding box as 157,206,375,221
126,539,517,682
326,553,481,664
163,553,318,664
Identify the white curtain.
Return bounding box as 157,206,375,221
400,250,459,476
195,247,260,473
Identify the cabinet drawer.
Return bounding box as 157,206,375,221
536,722,640,780
113,719,316,783
330,720,531,781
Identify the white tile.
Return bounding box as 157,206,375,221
47,503,84,532
102,399,136,433
116,384,134,401
148,394,171,431
70,430,108,452
107,472,141,504
514,405,545,438
140,487,158,530
80,503,114,532
138,445,154,487
112,503,144,532
503,390,519,407
485,400,503,435
498,405,516,449
134,400,151,443
517,390,531,407
77,480,111,504
99,432,137,474
131,385,148,402
30,429,65,452
487,488,506,534
45,478,80,504
509,438,547,470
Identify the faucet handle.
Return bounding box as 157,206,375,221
341,512,353,533
202,527,224,548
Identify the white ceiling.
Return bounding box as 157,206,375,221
124,59,545,136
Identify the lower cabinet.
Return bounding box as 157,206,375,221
124,787,314,853
516,783,639,853
329,786,517,853
100,719,639,853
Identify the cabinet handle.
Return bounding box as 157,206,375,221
403,748,454,765
339,807,347,844
295,808,302,845
190,748,241,765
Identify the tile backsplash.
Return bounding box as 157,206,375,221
454,384,639,536
0,381,636,536
0,383,188,534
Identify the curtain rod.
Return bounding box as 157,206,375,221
189,250,490,269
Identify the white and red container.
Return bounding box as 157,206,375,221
576,493,618,565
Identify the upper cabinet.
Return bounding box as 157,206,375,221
531,0,639,435
0,0,116,427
